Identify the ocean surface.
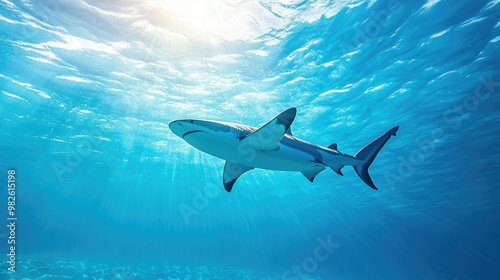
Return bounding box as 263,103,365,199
1,0,499,279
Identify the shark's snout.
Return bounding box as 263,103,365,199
169,120,188,138
169,120,204,139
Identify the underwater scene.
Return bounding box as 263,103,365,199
0,0,499,279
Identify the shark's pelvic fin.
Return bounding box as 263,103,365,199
301,166,325,182
332,165,344,176
241,108,296,151
223,161,254,192
353,126,399,190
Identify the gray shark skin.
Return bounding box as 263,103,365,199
169,108,399,192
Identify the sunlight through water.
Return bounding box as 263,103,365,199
0,0,499,279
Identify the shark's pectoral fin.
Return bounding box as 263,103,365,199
223,161,254,192
241,108,296,151
301,166,325,183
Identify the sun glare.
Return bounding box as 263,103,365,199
169,0,220,29
147,0,272,42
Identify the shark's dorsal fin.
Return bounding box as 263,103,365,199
241,108,296,151
301,166,325,182
328,143,338,150
286,127,292,136
223,161,254,192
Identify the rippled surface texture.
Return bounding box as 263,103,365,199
1,0,499,279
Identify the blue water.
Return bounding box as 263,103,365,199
1,0,499,279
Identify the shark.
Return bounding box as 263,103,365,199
169,108,399,192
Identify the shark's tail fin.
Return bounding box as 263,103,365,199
353,126,399,190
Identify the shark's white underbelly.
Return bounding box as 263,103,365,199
185,133,325,171
243,145,319,171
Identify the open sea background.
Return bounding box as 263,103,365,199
1,0,499,279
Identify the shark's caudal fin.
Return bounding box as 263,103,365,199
353,126,399,190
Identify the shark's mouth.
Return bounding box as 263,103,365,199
182,130,204,138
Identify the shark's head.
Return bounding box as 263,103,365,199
169,119,243,158
169,119,233,140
